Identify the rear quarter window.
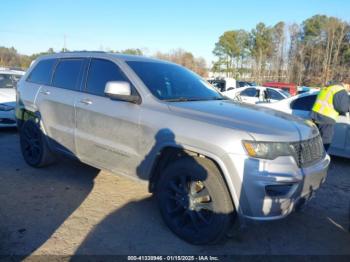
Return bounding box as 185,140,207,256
26,59,57,85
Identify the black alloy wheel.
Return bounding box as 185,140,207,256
157,157,235,244
20,120,55,167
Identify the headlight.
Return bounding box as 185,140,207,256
243,140,292,160
0,104,15,111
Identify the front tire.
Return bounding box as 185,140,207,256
19,119,55,167
156,157,235,244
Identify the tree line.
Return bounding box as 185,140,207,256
212,15,350,86
0,46,209,77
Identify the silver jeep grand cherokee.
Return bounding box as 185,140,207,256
16,52,330,244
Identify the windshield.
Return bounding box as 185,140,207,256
127,61,224,101
0,73,21,89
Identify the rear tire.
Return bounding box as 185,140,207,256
156,156,235,244
19,119,55,167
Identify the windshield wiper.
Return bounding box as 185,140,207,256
210,97,227,100
163,96,228,102
163,97,204,102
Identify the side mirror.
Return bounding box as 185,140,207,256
104,81,140,104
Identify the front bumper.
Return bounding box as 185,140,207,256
227,153,330,220
0,109,17,127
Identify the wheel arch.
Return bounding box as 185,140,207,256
148,145,240,213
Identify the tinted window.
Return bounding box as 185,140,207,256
86,59,129,96
0,74,21,89
240,88,258,97
127,61,223,101
267,88,284,100
238,81,245,87
27,59,57,85
52,59,85,90
291,95,317,111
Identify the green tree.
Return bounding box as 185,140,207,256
272,21,286,81
235,30,250,74
213,31,241,77
249,23,273,83
301,15,349,85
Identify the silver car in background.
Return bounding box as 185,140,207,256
0,68,25,127
16,52,330,244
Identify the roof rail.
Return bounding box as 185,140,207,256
59,50,106,53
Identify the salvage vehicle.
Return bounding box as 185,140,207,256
223,85,290,104
16,52,330,244
262,91,350,159
0,68,25,127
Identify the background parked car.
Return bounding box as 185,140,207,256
263,82,298,96
0,68,25,127
261,91,350,158
223,85,291,104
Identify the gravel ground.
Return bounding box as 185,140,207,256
0,128,349,256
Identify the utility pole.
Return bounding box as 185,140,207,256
63,34,67,52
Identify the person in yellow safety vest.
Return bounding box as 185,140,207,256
311,82,350,151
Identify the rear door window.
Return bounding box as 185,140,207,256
291,95,317,111
27,59,57,85
86,59,131,96
267,88,284,100
240,88,258,97
52,59,85,91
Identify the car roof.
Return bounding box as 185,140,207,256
36,51,173,64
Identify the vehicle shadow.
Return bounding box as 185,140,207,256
72,196,195,255
0,128,100,256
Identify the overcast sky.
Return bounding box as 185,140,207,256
1,0,349,64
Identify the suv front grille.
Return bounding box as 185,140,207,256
290,135,325,168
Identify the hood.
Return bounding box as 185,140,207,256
168,100,318,142
0,88,16,104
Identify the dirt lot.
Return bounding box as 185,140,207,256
0,128,349,256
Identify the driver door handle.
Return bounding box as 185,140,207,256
40,90,50,95
80,98,93,105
